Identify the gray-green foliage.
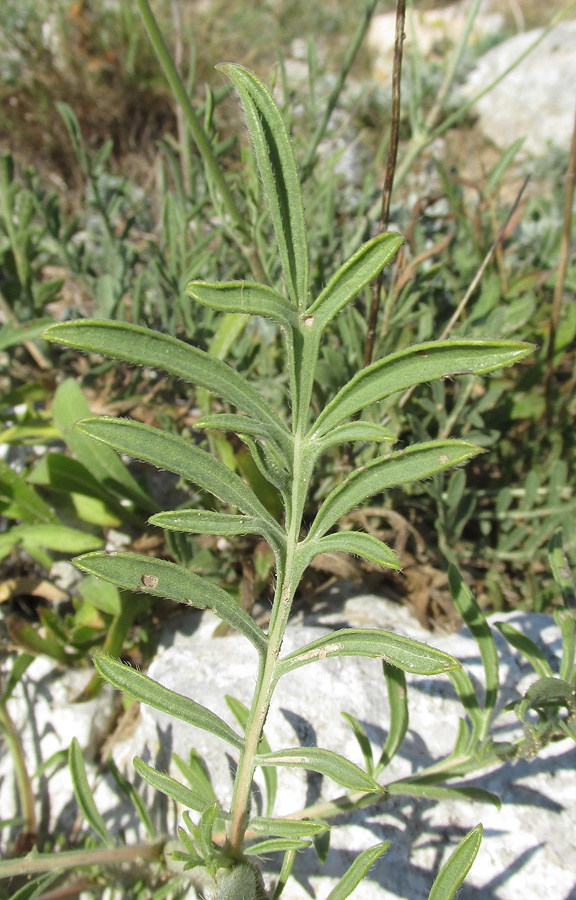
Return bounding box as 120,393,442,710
33,65,550,898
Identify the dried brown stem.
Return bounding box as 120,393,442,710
363,0,406,368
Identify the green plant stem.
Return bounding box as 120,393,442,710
0,160,31,302
0,698,37,842
363,0,406,367
134,0,267,284
227,328,318,855
423,0,482,132
545,96,576,424
0,842,163,879
300,0,380,181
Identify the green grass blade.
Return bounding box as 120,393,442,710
42,321,291,457
494,622,553,679
93,652,243,749
389,781,500,809
219,64,309,309
312,340,534,438
0,458,56,524
194,413,275,441
341,713,374,775
377,663,408,771
448,668,484,738
133,758,208,812
324,842,390,900
187,281,297,327
9,523,104,554
448,566,498,737
150,509,263,537
106,755,156,840
75,417,282,541
309,441,482,539
308,233,404,328
173,751,218,808
255,747,381,793
428,824,483,900
51,378,153,510
77,553,267,654
279,628,460,677
69,738,113,846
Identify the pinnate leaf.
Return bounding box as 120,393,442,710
308,233,404,328
75,417,283,544
69,738,113,846
77,552,267,653
312,340,534,437
43,320,290,455
279,628,460,676
428,825,483,900
255,747,382,793
309,441,482,539
187,281,297,327
219,64,308,309
93,652,243,749
324,842,390,900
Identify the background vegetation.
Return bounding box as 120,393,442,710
1,0,575,897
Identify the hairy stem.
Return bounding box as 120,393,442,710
227,326,317,854
0,698,37,844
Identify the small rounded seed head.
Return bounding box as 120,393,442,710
211,864,258,900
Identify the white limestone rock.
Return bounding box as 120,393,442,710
0,656,122,835
461,21,576,157
130,591,576,900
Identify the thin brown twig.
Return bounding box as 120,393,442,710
545,97,576,425
363,0,406,368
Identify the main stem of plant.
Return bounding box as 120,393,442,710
227,326,317,856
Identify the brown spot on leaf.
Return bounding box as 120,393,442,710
141,574,159,588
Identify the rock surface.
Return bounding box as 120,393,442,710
461,21,576,157
120,590,576,900
368,0,504,82
3,591,575,899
